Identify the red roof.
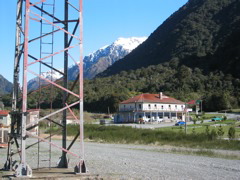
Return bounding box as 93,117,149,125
0,110,10,116
187,100,196,105
120,93,184,104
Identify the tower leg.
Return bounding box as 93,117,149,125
57,154,68,168
74,159,87,174
14,114,32,177
15,163,32,177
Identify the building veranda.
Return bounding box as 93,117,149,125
114,93,186,123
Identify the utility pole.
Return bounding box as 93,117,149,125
185,103,187,135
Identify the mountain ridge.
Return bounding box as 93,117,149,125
99,0,240,78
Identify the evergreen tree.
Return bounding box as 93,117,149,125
217,125,224,138
228,127,236,140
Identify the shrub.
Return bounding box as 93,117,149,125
228,127,236,140
192,127,196,135
209,129,217,140
205,125,210,136
193,119,197,125
217,125,224,138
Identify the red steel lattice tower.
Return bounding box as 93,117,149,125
4,0,86,177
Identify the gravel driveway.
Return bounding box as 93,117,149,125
0,138,240,179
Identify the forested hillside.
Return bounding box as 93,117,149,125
0,74,13,95
84,62,240,112
100,0,240,78
11,61,238,113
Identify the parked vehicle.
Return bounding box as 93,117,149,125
175,121,186,126
211,116,223,121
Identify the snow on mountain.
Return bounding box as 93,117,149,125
113,37,147,51
27,70,62,91
68,37,147,80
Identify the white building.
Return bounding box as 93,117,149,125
114,93,186,123
0,110,10,147
0,110,11,126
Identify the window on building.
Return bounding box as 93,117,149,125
161,105,164,109
169,105,171,108
154,104,157,109
139,104,141,109
148,104,151,109
175,105,177,108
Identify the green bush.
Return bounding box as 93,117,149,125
228,127,236,140
192,128,196,135
193,119,197,125
205,125,210,136
217,125,224,138
209,129,217,140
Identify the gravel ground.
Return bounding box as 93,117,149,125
0,138,240,179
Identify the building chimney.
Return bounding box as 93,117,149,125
159,92,163,100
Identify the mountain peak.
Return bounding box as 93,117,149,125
68,36,147,80
28,70,62,91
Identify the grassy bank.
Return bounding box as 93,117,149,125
44,124,240,150
201,113,224,120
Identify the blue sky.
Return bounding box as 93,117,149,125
0,0,188,82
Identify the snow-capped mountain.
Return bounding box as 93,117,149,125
28,37,147,90
68,37,147,80
28,70,62,91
